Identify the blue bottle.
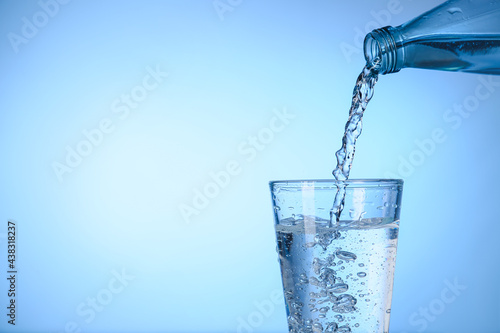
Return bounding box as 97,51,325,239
363,0,500,75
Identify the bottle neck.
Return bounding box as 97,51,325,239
364,26,404,74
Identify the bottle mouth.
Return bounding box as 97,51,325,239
364,26,401,74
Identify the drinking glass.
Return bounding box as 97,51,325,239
269,179,403,333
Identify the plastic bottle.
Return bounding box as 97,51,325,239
363,0,500,75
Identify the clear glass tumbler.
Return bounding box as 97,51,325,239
269,179,403,333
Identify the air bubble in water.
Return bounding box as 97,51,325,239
336,250,357,261
312,322,323,333
319,268,336,287
309,277,320,287
337,325,351,333
325,322,338,333
357,272,367,278
315,232,340,250
329,283,349,294
331,294,357,313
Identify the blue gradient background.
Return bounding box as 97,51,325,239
1,0,499,332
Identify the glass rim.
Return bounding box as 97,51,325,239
269,179,403,188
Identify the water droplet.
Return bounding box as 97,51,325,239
319,306,329,313
357,272,367,278
386,309,391,313
447,7,463,14
336,250,357,261
358,263,365,267
354,323,360,328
